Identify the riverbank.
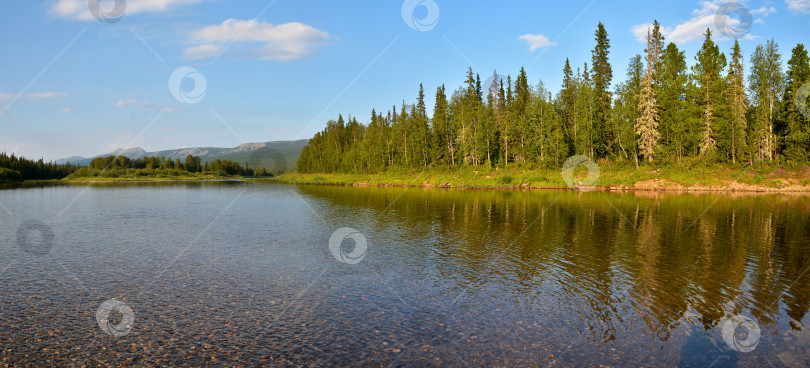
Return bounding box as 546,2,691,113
61,176,243,182
264,162,810,193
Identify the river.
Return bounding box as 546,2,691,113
1,182,808,366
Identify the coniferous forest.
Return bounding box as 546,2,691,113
0,152,78,182
0,152,264,183
297,22,810,174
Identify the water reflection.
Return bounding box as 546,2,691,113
0,182,808,366
296,185,810,365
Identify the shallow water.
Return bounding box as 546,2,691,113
1,182,809,366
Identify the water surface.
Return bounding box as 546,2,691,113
1,182,809,366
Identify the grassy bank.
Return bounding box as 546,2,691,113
265,160,810,192
62,168,246,182
61,176,242,182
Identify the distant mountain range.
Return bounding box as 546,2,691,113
55,140,309,170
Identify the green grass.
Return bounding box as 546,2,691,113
63,168,243,182
267,158,810,191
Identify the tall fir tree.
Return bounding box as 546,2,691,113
778,44,810,161
560,59,577,156
749,39,784,161
659,43,692,161
513,67,531,162
727,40,748,164
432,85,451,165
614,55,644,165
637,28,661,162
591,22,613,157
692,29,727,156
415,84,431,168
647,20,666,87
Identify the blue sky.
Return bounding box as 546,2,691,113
1,0,808,160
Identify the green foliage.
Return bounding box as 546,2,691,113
591,22,614,158
0,167,23,183
0,152,79,181
72,154,251,179
748,39,785,162
692,29,727,156
778,44,810,162
297,23,808,175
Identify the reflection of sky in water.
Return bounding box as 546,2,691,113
0,182,808,366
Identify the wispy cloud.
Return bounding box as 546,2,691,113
630,0,775,44
185,19,332,61
786,0,810,13
0,92,67,102
183,44,223,60
50,0,208,21
518,34,557,52
115,99,137,107
115,98,182,112
61,107,72,113
162,106,185,113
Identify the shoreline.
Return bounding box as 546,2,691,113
5,167,810,193
265,165,810,193
262,178,810,193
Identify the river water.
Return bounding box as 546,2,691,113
1,182,808,366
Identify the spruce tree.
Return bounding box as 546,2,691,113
659,43,691,161
432,85,451,165
514,67,531,162
749,39,784,161
415,84,431,168
637,28,661,162
727,40,748,164
591,22,613,157
779,44,810,161
614,55,644,165
560,59,577,155
692,29,726,156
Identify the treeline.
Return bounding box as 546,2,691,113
71,154,270,178
0,152,78,182
298,22,810,173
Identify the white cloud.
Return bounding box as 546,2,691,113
115,98,181,112
162,106,184,113
27,92,68,99
0,92,67,102
518,34,557,52
630,1,774,45
51,0,208,21
183,44,223,60
786,0,810,13
752,6,777,16
185,19,332,61
115,99,137,107
61,107,72,113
